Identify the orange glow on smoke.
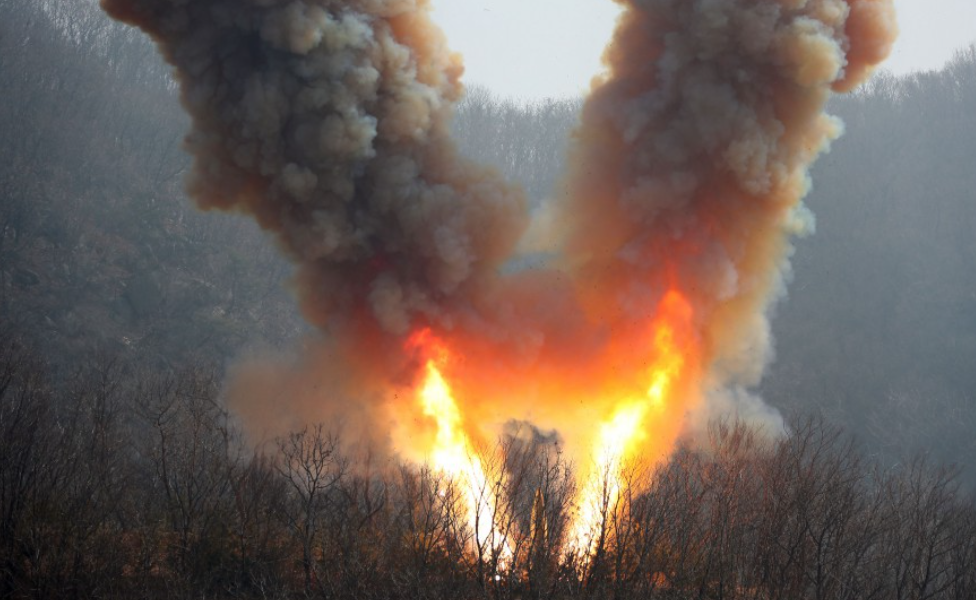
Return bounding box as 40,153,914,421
401,289,699,560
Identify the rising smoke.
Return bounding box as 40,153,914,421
101,0,896,462
101,0,528,338
560,0,897,433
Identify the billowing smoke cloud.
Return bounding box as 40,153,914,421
101,0,527,338
558,0,897,431
101,0,896,462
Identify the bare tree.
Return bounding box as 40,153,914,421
274,424,347,595
134,364,237,594
0,336,52,597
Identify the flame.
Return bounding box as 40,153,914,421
568,290,695,557
399,290,698,565
408,330,513,561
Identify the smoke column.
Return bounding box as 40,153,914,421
559,0,897,428
100,0,896,472
100,0,527,339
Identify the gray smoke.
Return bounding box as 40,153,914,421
102,0,527,336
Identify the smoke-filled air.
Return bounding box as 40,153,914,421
101,0,896,558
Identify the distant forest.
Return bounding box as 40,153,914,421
2,1,976,598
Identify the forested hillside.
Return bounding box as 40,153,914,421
0,0,305,369
763,54,976,470
2,2,976,597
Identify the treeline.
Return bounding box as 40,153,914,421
2,336,975,600
453,86,582,207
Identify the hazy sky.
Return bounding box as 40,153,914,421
431,0,976,100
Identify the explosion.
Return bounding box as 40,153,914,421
568,289,696,556
101,0,897,563
407,328,512,559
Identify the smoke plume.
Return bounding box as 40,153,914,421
101,0,528,338
101,0,896,465
559,0,896,433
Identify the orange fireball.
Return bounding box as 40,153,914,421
396,288,700,561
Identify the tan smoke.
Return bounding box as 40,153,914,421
101,0,896,463
558,0,897,433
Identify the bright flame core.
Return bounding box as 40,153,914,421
409,330,512,560
404,290,698,563
568,290,694,556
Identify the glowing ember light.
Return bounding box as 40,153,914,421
409,330,513,561
568,290,694,557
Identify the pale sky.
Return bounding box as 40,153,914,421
431,0,976,101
